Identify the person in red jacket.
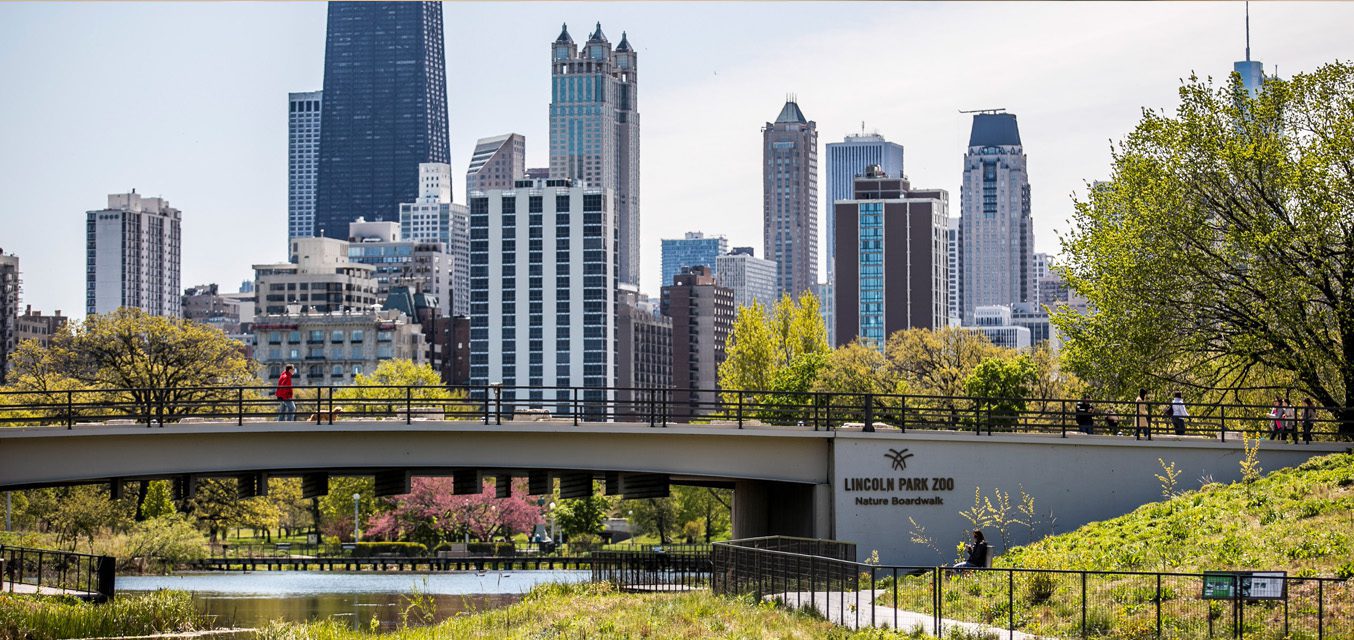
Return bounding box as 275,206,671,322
276,364,296,421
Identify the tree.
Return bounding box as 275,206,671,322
363,477,542,546
48,486,135,552
885,328,1006,399
673,486,731,543
553,491,618,540
628,497,679,544
334,360,467,419
187,479,278,543
140,481,177,520
1056,61,1354,434
965,355,1037,429
814,341,906,424
317,476,378,541
719,293,831,421
5,309,255,423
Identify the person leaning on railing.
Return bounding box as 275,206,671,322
1134,388,1151,440
275,364,296,422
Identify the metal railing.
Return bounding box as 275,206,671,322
712,537,1352,639
204,540,711,560
0,383,1350,442
0,545,116,603
590,549,713,592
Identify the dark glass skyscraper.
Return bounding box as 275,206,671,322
314,2,449,239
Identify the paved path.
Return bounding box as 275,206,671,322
767,589,1044,639
2,579,97,597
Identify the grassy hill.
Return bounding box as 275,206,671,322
998,452,1354,577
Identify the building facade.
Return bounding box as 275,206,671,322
288,90,322,243
550,23,640,286
466,133,526,198
660,232,728,293
661,266,734,419
0,251,17,382
347,219,456,317
833,167,949,346
971,305,1032,350
960,112,1033,324
468,179,616,412
86,192,182,318
825,132,904,342
252,308,426,385
253,238,378,316
314,1,449,239
616,285,672,417
946,216,961,326
763,100,818,299
715,247,777,312
398,163,469,317
14,306,67,350
182,284,244,335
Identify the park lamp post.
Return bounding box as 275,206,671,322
549,501,557,542
352,493,361,543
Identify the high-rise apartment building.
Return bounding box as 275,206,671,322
833,166,949,346
0,250,17,382
314,2,449,239
616,285,672,418
660,232,728,292
347,219,456,317
399,163,470,316
715,247,777,312
825,132,904,344
288,90,322,242
182,284,244,335
946,217,961,326
86,192,182,317
960,112,1033,324
661,266,734,419
550,23,640,286
466,134,526,198
468,179,616,412
15,306,67,350
253,237,378,315
763,99,818,299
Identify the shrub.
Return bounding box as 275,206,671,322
351,541,427,557
1025,572,1057,605
466,542,515,556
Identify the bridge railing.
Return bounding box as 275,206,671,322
590,549,713,592
0,545,116,603
712,536,1353,638
204,540,711,560
0,383,1349,441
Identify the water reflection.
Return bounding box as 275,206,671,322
120,570,589,630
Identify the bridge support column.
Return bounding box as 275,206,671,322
733,480,826,539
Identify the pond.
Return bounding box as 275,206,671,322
120,570,591,630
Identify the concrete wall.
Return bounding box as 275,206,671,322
831,431,1347,565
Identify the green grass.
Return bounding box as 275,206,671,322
0,590,210,640
256,582,935,640
875,453,1354,638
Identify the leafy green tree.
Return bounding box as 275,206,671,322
48,486,135,552
628,497,679,544
718,302,777,394
673,486,731,543
187,479,279,543
719,293,831,422
334,359,467,418
140,481,177,520
1056,61,1354,434
317,476,378,541
965,355,1038,429
553,491,618,540
885,328,1006,399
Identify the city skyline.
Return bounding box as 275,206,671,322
2,1,1349,318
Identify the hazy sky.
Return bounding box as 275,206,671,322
1,1,1351,318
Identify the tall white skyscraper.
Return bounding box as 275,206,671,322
946,216,961,326
716,247,777,312
550,23,640,286
288,90,322,243
468,179,616,410
86,191,182,317
960,112,1033,324
399,162,469,316
824,131,904,343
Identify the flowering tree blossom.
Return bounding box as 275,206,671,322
365,477,542,546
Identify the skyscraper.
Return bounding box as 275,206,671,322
763,99,818,300
662,266,734,419
946,216,961,325
960,112,1033,324
288,90,322,243
833,166,949,346
716,248,777,312
400,163,470,316
466,133,526,198
86,192,182,318
550,23,640,285
824,132,904,343
314,2,449,239
0,250,17,383
1234,2,1264,99
660,232,728,292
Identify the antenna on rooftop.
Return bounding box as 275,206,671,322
1244,0,1251,61
959,108,1007,115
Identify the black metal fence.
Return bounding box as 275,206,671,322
590,549,713,592
712,537,1353,639
205,540,711,560
0,545,116,602
2,383,1350,442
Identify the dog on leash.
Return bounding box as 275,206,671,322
307,407,343,423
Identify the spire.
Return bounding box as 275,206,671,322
555,22,573,44
588,21,607,43
616,31,632,52
1244,0,1251,61
775,97,807,124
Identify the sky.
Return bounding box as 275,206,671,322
1,1,1351,319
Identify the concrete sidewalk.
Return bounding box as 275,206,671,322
768,589,1044,639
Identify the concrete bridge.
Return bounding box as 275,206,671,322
0,419,1345,564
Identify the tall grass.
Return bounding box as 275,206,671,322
0,590,209,640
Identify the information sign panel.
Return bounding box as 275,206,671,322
1202,571,1287,600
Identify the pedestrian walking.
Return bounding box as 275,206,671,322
1301,398,1316,444
1075,396,1095,435
1268,398,1285,441
1134,388,1151,440
1168,392,1188,436
276,364,296,422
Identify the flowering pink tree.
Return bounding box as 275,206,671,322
364,477,543,546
